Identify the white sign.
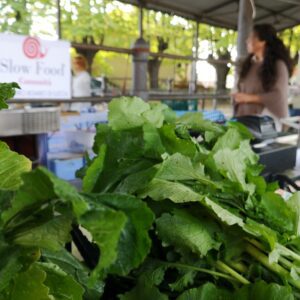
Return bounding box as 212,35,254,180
0,34,71,99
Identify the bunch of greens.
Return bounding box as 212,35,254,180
78,97,300,299
2,90,300,299
0,83,101,299
0,89,154,299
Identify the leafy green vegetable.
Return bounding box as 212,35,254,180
2,96,300,299
139,178,202,203
156,210,220,257
287,192,300,236
7,264,51,300
0,141,31,190
87,193,154,276
119,280,168,300
178,281,294,300
177,283,231,300
0,82,20,109
39,262,85,300
80,205,127,280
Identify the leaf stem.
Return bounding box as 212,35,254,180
165,261,237,282
245,243,300,290
216,260,250,285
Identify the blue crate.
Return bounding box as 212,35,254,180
48,156,84,181
175,110,226,123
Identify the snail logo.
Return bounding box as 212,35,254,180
23,37,48,59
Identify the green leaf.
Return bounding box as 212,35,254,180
12,215,72,251
257,192,294,234
0,190,15,217
159,124,197,158
213,141,257,193
39,262,84,300
287,192,300,236
176,112,224,134
143,123,166,158
227,121,253,140
42,249,104,299
169,270,196,292
212,128,242,152
142,102,169,128
135,259,168,288
42,168,89,217
0,141,31,191
235,280,294,300
0,244,23,292
108,97,150,130
158,153,196,181
2,167,88,225
116,166,159,194
0,82,20,109
80,204,127,280
93,123,110,154
201,197,244,227
178,281,294,300
8,264,51,300
177,283,231,300
156,210,220,257
82,144,107,193
139,178,202,203
119,280,168,300
91,126,147,193
108,98,171,131
243,219,278,250
93,194,154,275
157,153,213,186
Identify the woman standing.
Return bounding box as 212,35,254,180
233,24,293,130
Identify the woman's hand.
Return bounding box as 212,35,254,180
232,93,261,104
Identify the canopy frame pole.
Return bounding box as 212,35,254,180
138,3,144,38
233,0,253,114
237,0,253,59
56,0,62,39
189,21,199,94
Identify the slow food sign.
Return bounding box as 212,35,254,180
0,34,71,99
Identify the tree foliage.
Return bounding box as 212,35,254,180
0,0,298,87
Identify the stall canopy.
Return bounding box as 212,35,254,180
120,0,300,31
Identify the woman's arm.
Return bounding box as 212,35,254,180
233,92,260,104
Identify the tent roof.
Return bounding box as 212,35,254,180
120,0,300,31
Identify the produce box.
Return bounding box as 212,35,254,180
47,152,84,180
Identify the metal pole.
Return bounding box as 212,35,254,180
237,0,253,59
233,0,253,114
189,22,199,94
132,2,149,99
138,5,144,38
56,0,62,39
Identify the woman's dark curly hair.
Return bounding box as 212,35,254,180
239,24,293,92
